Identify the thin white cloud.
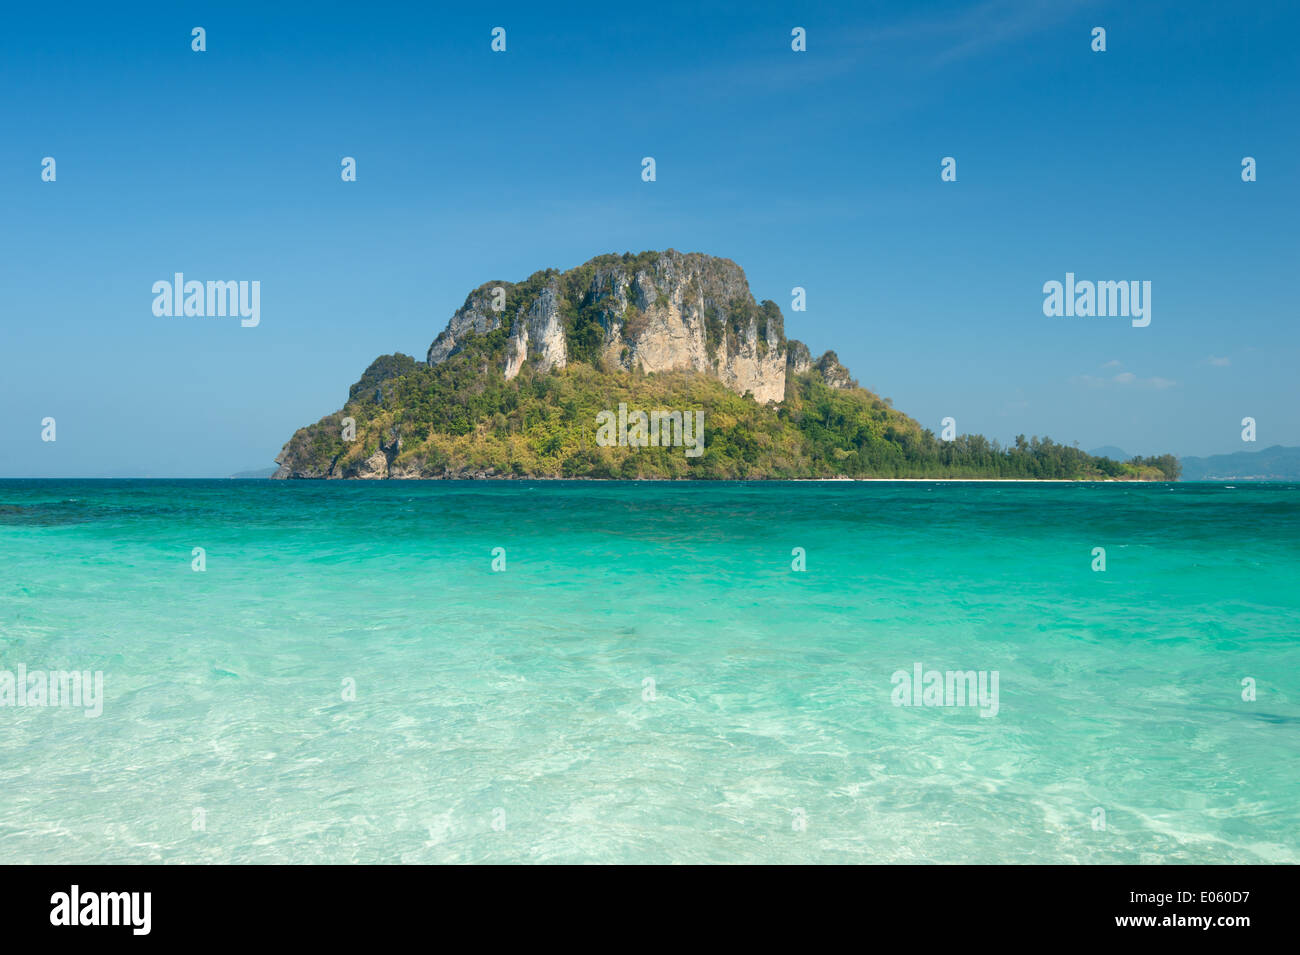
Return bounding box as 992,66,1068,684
659,0,1090,98
918,0,1093,67
1075,371,1177,390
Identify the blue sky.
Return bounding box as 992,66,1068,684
2,0,1296,476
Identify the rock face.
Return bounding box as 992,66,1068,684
427,290,499,366
273,423,403,480
504,283,567,379
353,449,389,480
786,340,814,375
427,250,792,403
814,351,857,390
271,457,321,480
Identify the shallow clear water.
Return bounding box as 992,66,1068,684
0,479,1296,863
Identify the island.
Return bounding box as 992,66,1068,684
273,250,1180,481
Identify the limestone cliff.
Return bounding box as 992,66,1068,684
427,250,795,403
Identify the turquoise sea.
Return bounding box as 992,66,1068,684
0,480,1296,864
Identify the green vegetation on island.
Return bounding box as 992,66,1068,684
277,348,1180,481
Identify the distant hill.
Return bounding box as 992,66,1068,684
272,250,1181,481
1179,445,1300,481
229,467,278,479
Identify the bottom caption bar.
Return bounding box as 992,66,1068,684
0,865,1290,942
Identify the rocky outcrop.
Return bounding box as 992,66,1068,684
786,340,814,375
275,425,404,480
584,252,787,402
353,449,389,480
272,446,334,480
427,286,504,365
785,340,855,389
814,351,857,390
343,428,402,479
426,250,792,403
504,283,567,379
